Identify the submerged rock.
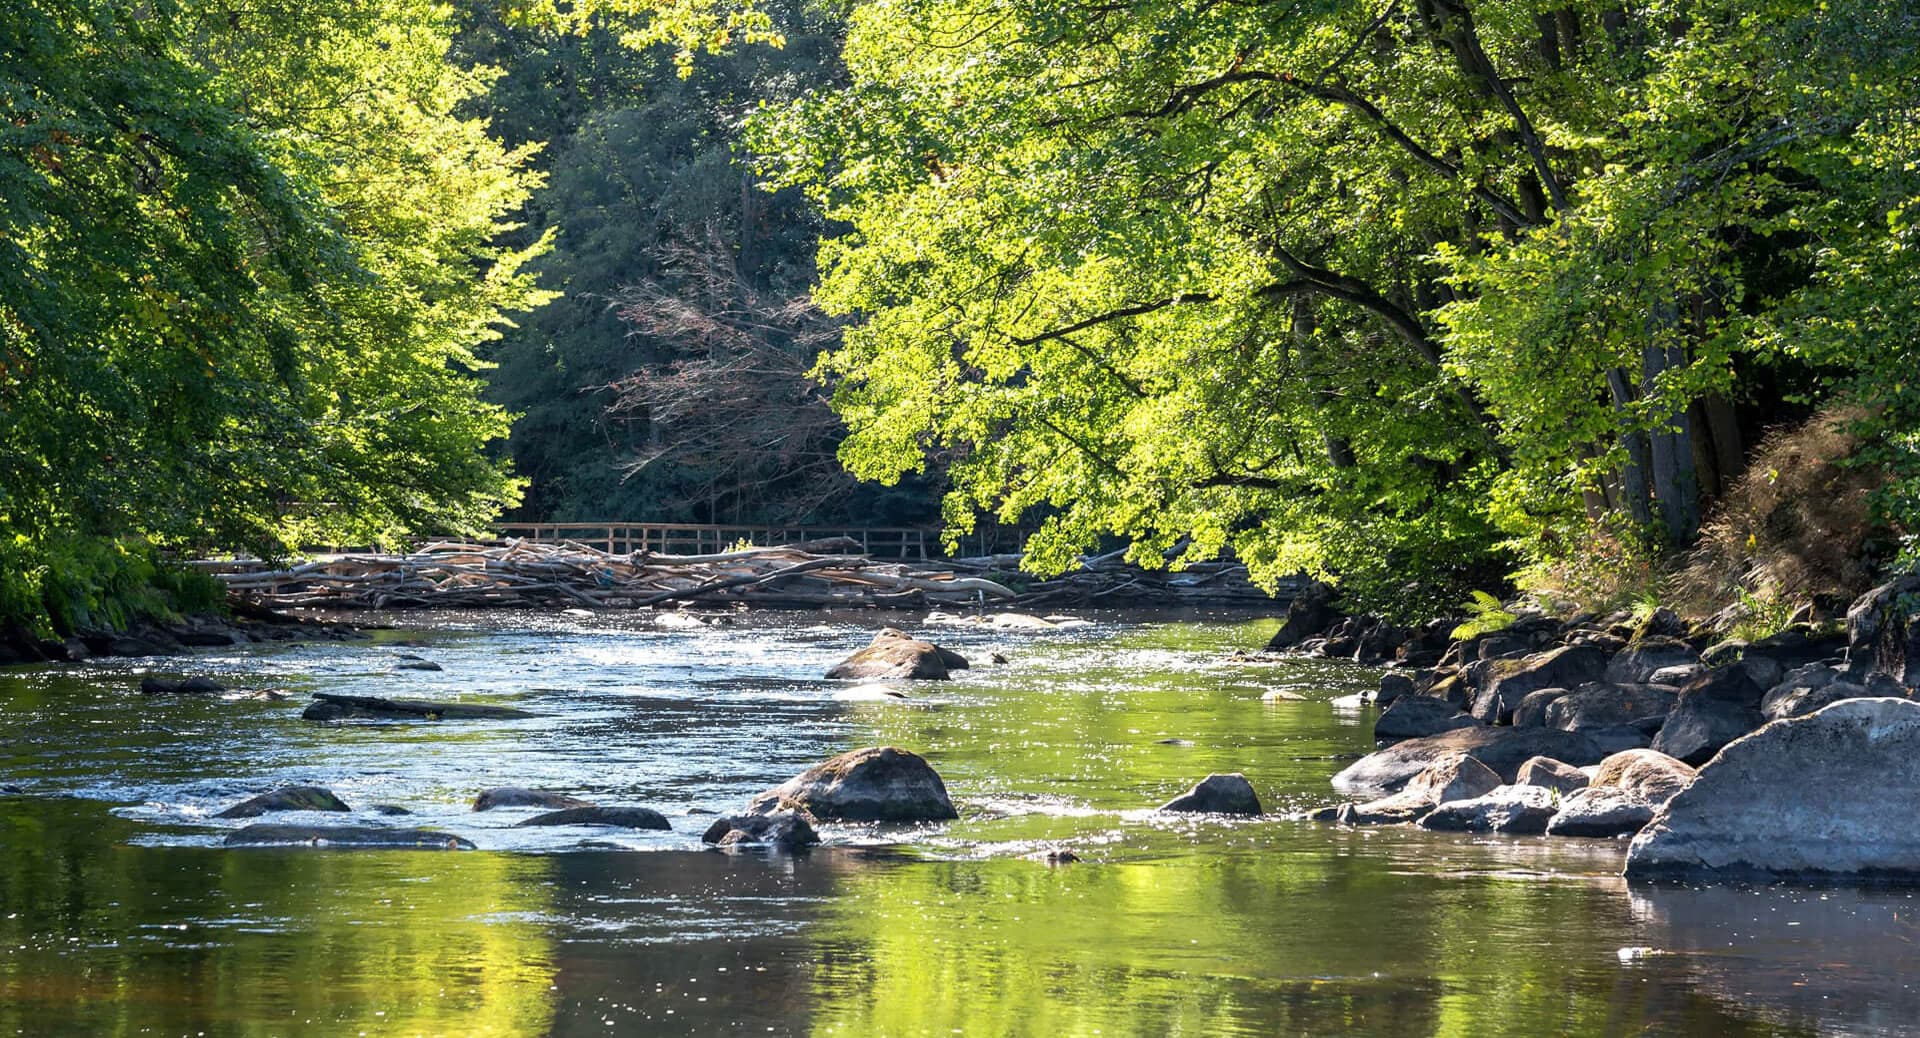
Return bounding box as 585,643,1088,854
141,676,226,695
1627,698,1920,878
1333,726,1605,794
1027,848,1081,865
1419,785,1558,834
302,693,534,721
702,809,821,850
215,785,351,818
1158,773,1261,815
395,660,444,672
514,806,670,831
825,629,966,681
747,746,957,821
224,825,474,849
472,788,593,812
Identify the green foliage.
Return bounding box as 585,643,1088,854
1729,587,1799,643
1,0,551,632
1450,592,1517,642
740,0,1919,614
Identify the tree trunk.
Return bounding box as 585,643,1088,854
1606,367,1654,526
1642,335,1700,543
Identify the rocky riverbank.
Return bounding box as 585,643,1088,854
0,608,362,667
1268,576,1920,879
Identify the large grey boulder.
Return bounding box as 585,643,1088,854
215,786,351,819
1848,577,1920,690
825,629,966,681
1590,749,1696,804
1375,672,1416,707
1333,726,1605,794
1373,696,1480,742
1472,645,1609,724
1320,754,1501,825
1546,786,1656,838
1605,637,1699,684
702,808,821,850
747,746,958,821
1419,785,1558,834
1544,682,1678,733
1158,773,1261,814
1514,756,1589,796
1511,688,1570,727
224,825,474,849
1651,665,1769,765
1627,698,1920,878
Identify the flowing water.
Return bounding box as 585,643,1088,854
2,611,1917,1037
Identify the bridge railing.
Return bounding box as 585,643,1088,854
489,522,947,560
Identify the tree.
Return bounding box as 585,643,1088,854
0,0,550,634
749,0,1920,613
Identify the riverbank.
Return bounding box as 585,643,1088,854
1266,577,1920,878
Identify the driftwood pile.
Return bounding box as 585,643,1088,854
215,538,1019,611
211,538,1282,612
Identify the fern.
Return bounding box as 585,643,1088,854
1450,590,1517,640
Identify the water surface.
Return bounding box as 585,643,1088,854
2,611,1915,1036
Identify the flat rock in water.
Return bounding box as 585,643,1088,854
514,806,670,830
825,629,965,681
1333,726,1605,794
747,746,958,821
395,660,443,672
1158,773,1261,814
224,824,475,849
1545,787,1654,838
141,676,226,695
1627,698,1920,879
472,787,593,812
1418,785,1558,834
702,809,821,850
215,785,351,818
302,693,533,721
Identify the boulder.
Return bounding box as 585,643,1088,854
1743,626,1848,672
746,746,958,821
1418,785,1558,834
1761,680,1870,721
1543,683,1678,733
224,825,474,849
825,629,964,681
1580,722,1658,754
1327,753,1501,825
1590,749,1696,804
302,693,533,721
514,806,671,830
702,809,822,850
1511,687,1569,727
1626,698,1920,878
1545,786,1656,838
141,676,226,695
1514,756,1589,796
1651,666,1767,765
987,613,1056,630
1848,577,1920,690
1605,636,1698,684
396,660,444,672
215,785,350,818
472,788,593,812
1158,773,1261,814
1375,672,1416,707
1332,726,1605,793
1266,581,1338,651
1472,645,1609,724
1648,664,1705,686
1373,696,1480,742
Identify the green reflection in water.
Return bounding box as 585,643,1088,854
0,800,557,1037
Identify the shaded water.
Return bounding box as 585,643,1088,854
2,612,1917,1036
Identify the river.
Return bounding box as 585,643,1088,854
1,611,1916,1036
